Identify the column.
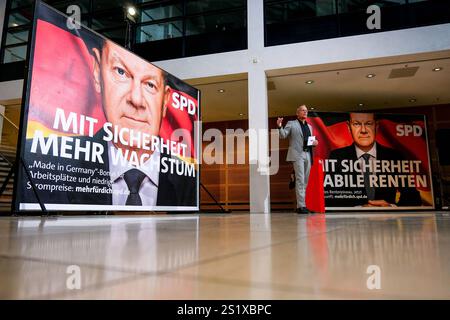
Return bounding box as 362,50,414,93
248,0,270,213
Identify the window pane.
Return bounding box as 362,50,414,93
92,0,126,12
338,0,406,14
45,0,90,14
136,20,183,42
266,0,336,24
186,0,246,14
186,10,246,36
2,45,27,63
92,11,126,30
5,30,29,45
99,28,126,44
10,0,33,9
8,11,32,27
140,3,183,23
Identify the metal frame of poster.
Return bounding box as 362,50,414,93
12,0,200,212
307,111,435,211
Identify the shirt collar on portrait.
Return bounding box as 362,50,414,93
355,142,377,159
108,141,160,187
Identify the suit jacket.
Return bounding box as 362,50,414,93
20,131,197,208
279,119,314,162
326,143,422,207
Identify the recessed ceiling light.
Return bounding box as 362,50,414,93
310,107,315,110
358,103,364,107
218,89,225,93
409,98,417,103
305,80,314,84
366,74,376,78
433,67,443,72
238,113,244,116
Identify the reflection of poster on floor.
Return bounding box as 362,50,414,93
14,1,200,212
308,112,434,210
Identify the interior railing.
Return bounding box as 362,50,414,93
0,112,19,199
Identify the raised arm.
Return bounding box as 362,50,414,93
278,118,291,139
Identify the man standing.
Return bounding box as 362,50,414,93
277,105,318,214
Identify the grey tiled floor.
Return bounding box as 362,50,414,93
0,212,449,299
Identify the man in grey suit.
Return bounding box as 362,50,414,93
277,105,318,214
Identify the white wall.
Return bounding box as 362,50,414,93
0,80,23,102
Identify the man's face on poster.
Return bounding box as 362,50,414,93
93,40,170,150
349,113,377,150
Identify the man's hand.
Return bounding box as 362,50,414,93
312,139,318,147
363,200,393,207
277,117,283,128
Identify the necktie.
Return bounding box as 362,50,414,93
362,153,375,200
123,169,147,206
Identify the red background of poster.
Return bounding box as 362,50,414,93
286,113,433,211
308,116,431,194
28,20,198,159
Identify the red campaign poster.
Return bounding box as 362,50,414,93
307,112,434,210
15,2,200,212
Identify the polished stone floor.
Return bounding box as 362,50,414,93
0,212,449,299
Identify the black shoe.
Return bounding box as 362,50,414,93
301,207,315,214
296,207,308,214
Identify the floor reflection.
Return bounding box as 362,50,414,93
0,213,449,299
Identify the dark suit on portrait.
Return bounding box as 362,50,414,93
326,143,422,207
19,130,197,208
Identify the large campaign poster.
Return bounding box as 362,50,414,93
13,2,200,212
308,112,434,210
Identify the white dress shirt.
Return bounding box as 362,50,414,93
108,142,160,206
355,142,377,172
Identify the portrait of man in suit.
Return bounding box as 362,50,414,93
83,39,196,207
21,38,197,210
277,105,319,214
327,112,421,207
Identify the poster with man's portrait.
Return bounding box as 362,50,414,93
308,112,434,210
14,2,200,212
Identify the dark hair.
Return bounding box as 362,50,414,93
348,112,378,121
81,28,105,57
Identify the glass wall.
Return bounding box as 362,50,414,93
1,2,33,63
3,1,447,64
1,0,247,64
1,0,127,63
265,0,450,46
133,0,247,61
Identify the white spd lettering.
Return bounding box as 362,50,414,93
396,124,422,137
171,92,196,116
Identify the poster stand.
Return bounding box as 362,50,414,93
20,158,48,215
200,182,231,213
12,2,201,214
